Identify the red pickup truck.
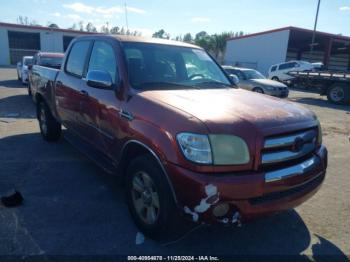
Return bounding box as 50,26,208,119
32,35,328,238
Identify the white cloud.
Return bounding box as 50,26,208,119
66,14,82,21
63,2,146,15
191,17,211,23
126,7,146,14
51,12,61,17
339,6,350,11
63,3,95,14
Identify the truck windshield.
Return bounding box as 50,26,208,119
24,58,33,66
123,42,231,90
40,57,63,68
243,69,265,80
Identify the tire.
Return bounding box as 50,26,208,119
253,87,264,94
28,82,32,97
327,83,350,105
125,155,177,239
37,101,61,141
272,76,279,82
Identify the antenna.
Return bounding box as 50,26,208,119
124,1,129,31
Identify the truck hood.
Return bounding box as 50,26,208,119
140,88,316,135
250,79,287,88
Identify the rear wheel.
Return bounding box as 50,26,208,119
327,84,350,105
38,101,61,141
28,82,32,96
126,155,177,239
272,76,279,82
253,87,264,94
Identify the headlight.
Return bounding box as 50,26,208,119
317,120,322,145
177,133,212,164
209,135,250,165
177,133,250,165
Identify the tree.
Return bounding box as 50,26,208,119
183,33,193,43
78,21,84,31
110,26,120,35
100,25,109,34
48,23,59,29
17,16,41,26
68,23,77,30
152,29,170,39
85,22,97,32
195,31,208,41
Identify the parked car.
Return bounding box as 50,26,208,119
17,56,33,84
32,35,327,239
28,52,64,97
222,66,289,98
268,60,315,82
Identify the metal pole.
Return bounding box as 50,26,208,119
310,0,321,53
124,1,129,31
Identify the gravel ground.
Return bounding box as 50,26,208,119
0,68,350,259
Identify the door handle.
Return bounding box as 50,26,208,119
119,109,134,121
80,90,89,96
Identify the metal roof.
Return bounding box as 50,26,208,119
228,26,350,41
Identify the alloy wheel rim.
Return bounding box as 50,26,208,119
131,171,160,225
330,87,344,102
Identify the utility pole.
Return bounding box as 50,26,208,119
124,1,129,31
310,0,321,53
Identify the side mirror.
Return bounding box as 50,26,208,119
86,70,113,89
230,74,240,85
28,65,33,70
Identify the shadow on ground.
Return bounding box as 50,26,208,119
289,96,350,112
0,94,36,119
0,133,348,258
0,79,25,89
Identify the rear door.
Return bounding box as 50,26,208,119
55,40,92,132
278,62,295,80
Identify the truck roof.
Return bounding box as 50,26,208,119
75,34,202,49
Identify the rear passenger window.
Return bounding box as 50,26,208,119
278,62,293,70
66,41,91,77
88,41,117,83
271,65,277,72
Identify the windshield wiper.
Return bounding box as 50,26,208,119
138,81,196,90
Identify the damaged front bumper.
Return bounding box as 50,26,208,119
166,145,327,225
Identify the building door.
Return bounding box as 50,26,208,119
8,31,40,64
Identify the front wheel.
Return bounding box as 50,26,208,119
327,84,350,105
38,101,61,141
253,87,264,94
126,155,177,239
271,76,279,82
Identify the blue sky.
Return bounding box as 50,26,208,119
1,0,350,37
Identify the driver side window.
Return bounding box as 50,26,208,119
88,41,117,84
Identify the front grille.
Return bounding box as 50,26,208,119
261,128,317,167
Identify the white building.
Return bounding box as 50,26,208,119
0,22,93,65
224,26,350,75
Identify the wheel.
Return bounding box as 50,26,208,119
327,84,350,105
272,76,279,81
253,87,264,94
126,155,177,239
37,101,61,141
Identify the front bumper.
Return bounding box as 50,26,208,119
265,89,289,98
167,145,327,224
